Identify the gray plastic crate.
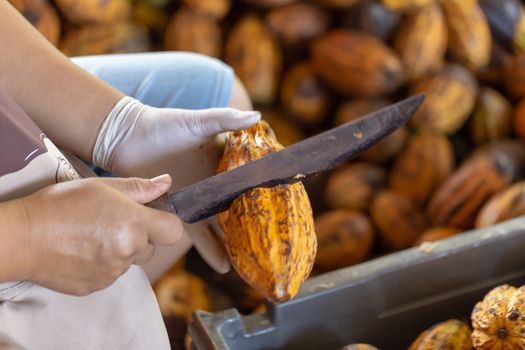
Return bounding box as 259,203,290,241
188,218,525,349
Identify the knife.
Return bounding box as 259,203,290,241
148,93,425,223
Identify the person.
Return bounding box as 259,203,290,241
0,1,260,348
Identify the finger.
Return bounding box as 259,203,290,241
140,205,184,246
190,108,261,136
97,175,172,203
184,221,231,274
133,243,156,265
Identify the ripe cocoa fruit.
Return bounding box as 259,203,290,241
427,141,525,229
314,210,374,272
60,23,151,56
414,227,462,245
183,0,231,20
164,8,222,58
342,0,401,41
311,30,404,97
280,63,332,126
505,52,525,99
390,132,455,205
54,0,130,24
371,190,428,250
225,16,282,105
325,162,387,211
9,0,60,46
472,284,525,349
479,0,525,52
217,121,317,303
470,87,512,145
476,181,525,228
393,3,447,81
409,319,473,349
410,64,478,135
381,0,435,13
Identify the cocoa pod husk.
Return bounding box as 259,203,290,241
409,319,473,350
470,87,513,145
476,181,525,228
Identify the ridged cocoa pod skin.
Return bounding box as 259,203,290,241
441,0,492,71
314,210,374,272
260,110,305,147
390,133,455,206
164,8,222,58
470,87,513,145
381,0,435,13
9,0,60,46
371,190,429,250
505,52,525,99
414,227,462,245
54,0,130,24
479,0,525,52
476,181,525,228
393,3,447,81
280,63,332,126
266,3,330,50
335,99,407,163
183,0,231,20
342,0,401,41
409,319,473,350
410,64,478,135
217,122,317,303
311,30,404,98
341,344,379,350
225,16,282,105
325,163,387,211
427,141,525,229
60,24,151,56
471,285,525,349
513,99,525,139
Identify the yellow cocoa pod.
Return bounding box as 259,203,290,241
472,285,525,349
470,87,513,145
476,181,525,228
9,0,60,46
54,0,130,24
409,319,473,349
393,3,447,81
217,121,317,303
410,64,478,135
381,0,435,13
390,132,455,205
183,0,231,20
441,0,492,71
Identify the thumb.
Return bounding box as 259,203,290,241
98,174,172,204
189,108,261,136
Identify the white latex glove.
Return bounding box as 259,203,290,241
92,96,261,275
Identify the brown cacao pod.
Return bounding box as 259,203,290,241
410,64,478,135
409,319,473,349
311,30,404,97
381,0,435,13
225,16,282,105
266,3,330,50
164,8,222,58
414,227,462,245
477,42,512,88
393,3,447,81
505,52,525,99
390,132,455,205
470,87,513,145
280,63,332,126
341,344,379,350
60,23,151,56
342,0,401,41
479,0,525,52
427,141,525,229
514,98,525,139
260,110,305,147
476,181,525,228
371,190,428,250
9,0,60,46
217,121,317,302
472,284,525,349
324,162,387,211
314,210,374,272
54,0,130,24
154,270,212,322
335,99,407,163
238,0,295,8
183,0,231,20
441,0,492,71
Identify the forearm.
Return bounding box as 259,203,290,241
0,199,32,283
0,0,123,161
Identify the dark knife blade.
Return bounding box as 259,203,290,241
151,94,425,223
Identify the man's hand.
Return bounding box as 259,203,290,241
18,175,182,296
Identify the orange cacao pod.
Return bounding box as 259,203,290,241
390,132,455,205
164,8,222,58
476,181,525,228
371,190,428,250
409,319,473,349
311,30,404,97
324,162,387,211
54,0,130,24
225,16,282,105
470,87,513,145
505,52,525,99
314,210,374,272
427,141,525,229
410,64,478,135
217,121,317,302
414,227,462,245
513,98,525,139
381,0,435,13
9,0,60,46
183,0,231,20
393,3,447,81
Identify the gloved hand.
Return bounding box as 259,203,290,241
92,97,261,275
